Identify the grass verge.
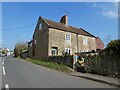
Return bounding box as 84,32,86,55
25,58,73,73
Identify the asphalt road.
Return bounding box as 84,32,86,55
2,55,116,88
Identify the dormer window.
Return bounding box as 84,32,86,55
39,23,42,30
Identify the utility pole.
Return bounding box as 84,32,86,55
17,34,19,43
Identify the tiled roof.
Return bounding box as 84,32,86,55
43,18,96,37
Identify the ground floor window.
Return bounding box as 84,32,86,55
65,48,71,54
51,47,58,56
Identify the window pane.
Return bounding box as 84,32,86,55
83,37,88,45
65,33,71,42
51,47,58,56
34,40,36,45
65,48,71,54
39,23,42,30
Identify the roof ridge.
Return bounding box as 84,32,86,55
80,28,96,37
44,18,67,26
42,17,95,38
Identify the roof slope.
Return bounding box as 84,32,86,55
43,18,95,37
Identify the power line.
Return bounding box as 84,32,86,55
1,24,36,31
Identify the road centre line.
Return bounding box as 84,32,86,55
5,84,9,90
2,66,6,75
2,60,4,65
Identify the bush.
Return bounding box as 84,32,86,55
14,42,28,57
105,40,120,55
2,49,7,54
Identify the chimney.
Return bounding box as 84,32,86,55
60,15,68,26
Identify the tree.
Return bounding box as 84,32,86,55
2,49,7,54
14,42,28,57
105,40,120,55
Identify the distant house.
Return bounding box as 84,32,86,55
0,48,2,53
28,15,97,60
96,37,104,51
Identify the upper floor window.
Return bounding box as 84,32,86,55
83,37,88,45
39,23,42,30
65,33,71,42
34,39,36,45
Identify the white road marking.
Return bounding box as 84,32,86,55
2,60,4,65
3,58,4,62
5,84,9,90
3,66,6,75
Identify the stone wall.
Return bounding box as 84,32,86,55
32,17,49,60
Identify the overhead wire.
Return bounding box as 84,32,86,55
1,24,36,32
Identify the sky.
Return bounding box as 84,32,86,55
1,2,118,50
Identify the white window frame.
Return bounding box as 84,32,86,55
83,37,88,45
65,33,71,42
51,47,58,56
34,39,36,45
39,23,42,30
86,50,88,52
65,48,71,54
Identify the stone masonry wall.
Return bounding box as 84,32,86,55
32,18,49,60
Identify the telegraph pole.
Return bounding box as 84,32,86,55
17,34,20,43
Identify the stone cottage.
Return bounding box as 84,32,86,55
28,15,97,60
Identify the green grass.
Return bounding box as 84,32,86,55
25,58,72,73
14,56,21,59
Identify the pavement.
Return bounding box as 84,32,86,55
69,70,120,88
2,55,117,88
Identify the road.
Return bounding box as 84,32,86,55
2,55,116,88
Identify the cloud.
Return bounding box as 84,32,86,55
102,10,118,18
91,2,118,18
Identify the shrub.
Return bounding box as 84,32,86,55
2,49,7,54
105,40,120,55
